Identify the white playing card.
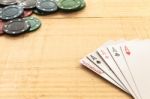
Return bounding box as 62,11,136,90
87,52,129,92
121,40,150,99
97,45,130,93
107,40,141,99
80,56,127,92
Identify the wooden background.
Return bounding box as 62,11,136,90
0,0,150,99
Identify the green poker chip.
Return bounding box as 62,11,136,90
24,17,41,32
57,0,81,11
78,0,86,10
69,0,86,11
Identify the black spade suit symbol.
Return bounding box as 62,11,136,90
96,61,101,64
115,53,120,56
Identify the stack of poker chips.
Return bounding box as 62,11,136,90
0,0,86,36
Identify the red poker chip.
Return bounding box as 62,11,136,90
0,20,4,35
21,10,33,17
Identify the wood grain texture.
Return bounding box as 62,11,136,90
0,0,150,99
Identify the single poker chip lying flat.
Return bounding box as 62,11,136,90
36,0,58,13
63,0,86,11
17,0,37,9
0,5,24,20
24,16,41,32
78,0,86,10
0,0,17,6
57,0,81,11
3,18,30,35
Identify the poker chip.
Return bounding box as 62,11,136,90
36,0,58,13
0,7,2,13
0,5,23,20
33,9,50,15
0,0,86,37
17,0,37,9
3,18,30,35
0,20,4,35
0,0,17,6
57,0,81,11
78,0,86,10
21,10,33,17
24,17,41,32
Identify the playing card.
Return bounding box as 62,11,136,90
121,40,150,99
80,39,150,99
97,45,130,92
87,52,129,91
80,56,127,92
107,40,141,99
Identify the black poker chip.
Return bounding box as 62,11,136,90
36,0,58,13
33,9,50,15
3,18,30,35
0,0,17,6
0,5,24,20
0,7,2,12
17,0,37,9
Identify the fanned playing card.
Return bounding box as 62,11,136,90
80,40,150,99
